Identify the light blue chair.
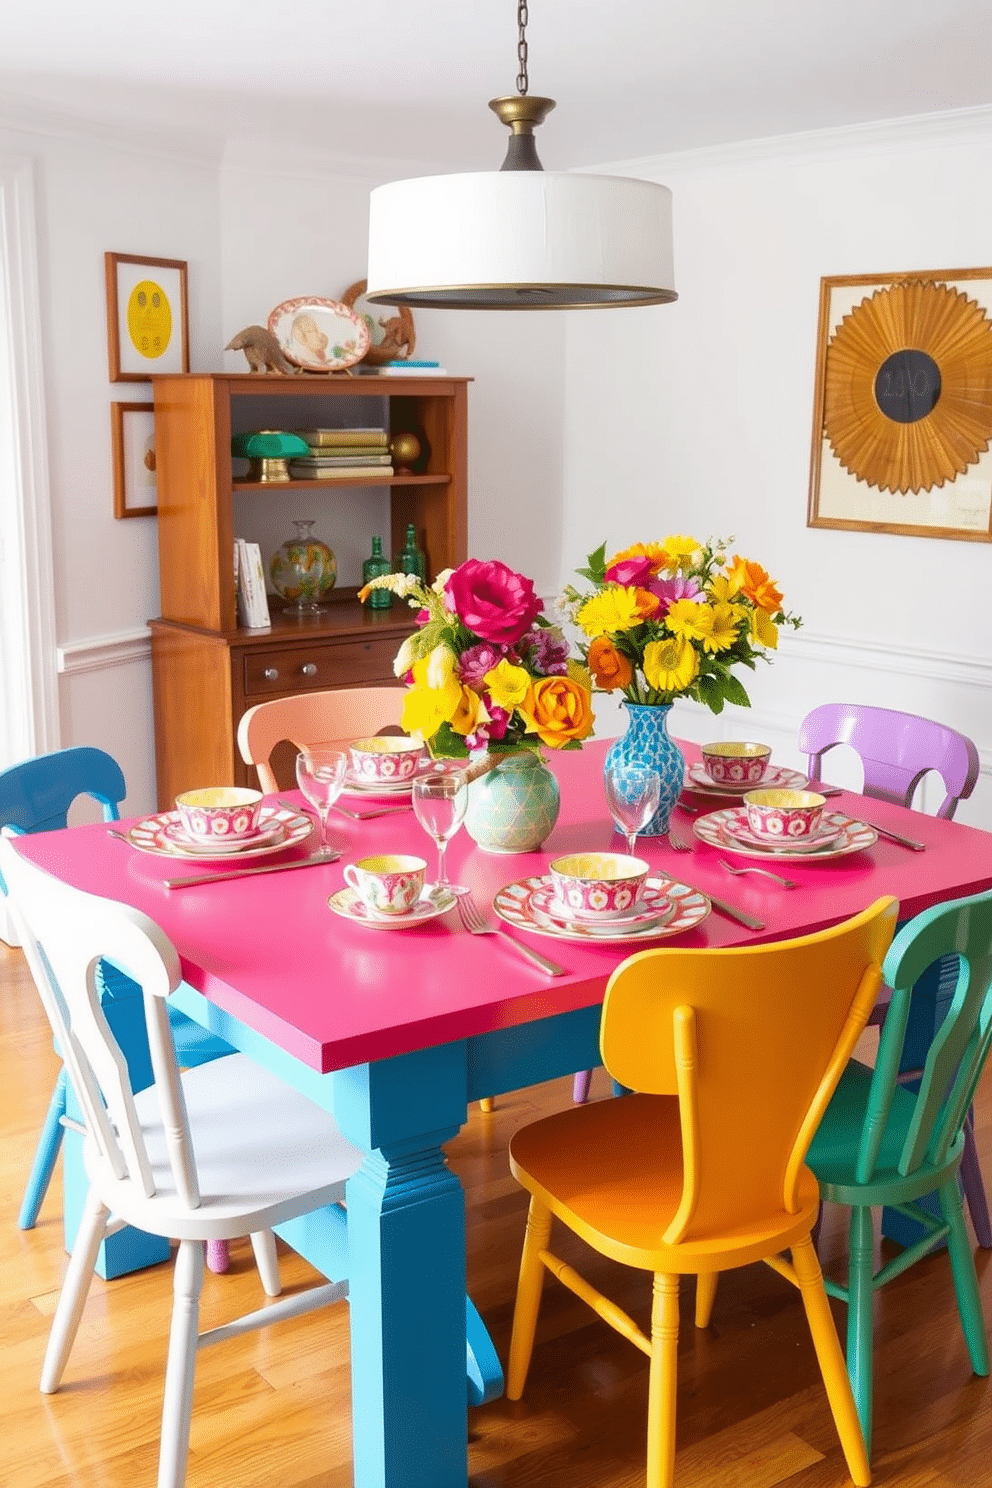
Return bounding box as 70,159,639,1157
0,747,235,1253
806,887,992,1457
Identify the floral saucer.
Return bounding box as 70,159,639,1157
722,814,843,854
684,763,809,797
127,805,312,861
162,815,286,856
693,809,877,862
493,876,710,945
327,885,457,930
528,880,674,933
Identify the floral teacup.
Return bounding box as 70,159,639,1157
549,852,650,921
744,789,826,841
701,741,772,786
175,786,263,841
344,854,427,916
348,736,424,783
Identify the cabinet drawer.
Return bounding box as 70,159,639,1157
243,637,400,697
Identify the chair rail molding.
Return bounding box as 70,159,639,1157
57,630,152,677
787,629,992,693
0,152,59,769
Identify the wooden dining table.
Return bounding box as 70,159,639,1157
13,736,992,1488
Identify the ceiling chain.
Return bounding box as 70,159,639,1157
516,0,529,95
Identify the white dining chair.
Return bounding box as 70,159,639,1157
0,839,362,1488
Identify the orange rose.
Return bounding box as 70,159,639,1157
587,636,634,691
728,556,784,613
521,676,595,748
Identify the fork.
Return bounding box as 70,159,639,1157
456,894,566,976
718,859,797,889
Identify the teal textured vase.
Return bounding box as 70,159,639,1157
464,752,561,854
604,703,685,836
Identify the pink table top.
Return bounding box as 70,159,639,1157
15,739,992,1075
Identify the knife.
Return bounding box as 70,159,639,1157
163,850,340,890
844,818,926,852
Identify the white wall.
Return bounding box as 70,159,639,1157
563,111,992,826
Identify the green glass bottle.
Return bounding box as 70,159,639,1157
395,522,427,581
362,535,393,609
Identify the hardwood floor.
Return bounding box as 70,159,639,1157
2,936,990,1487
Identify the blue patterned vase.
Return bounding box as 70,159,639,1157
604,703,685,837
464,751,561,854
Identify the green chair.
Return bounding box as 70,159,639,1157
805,887,992,1456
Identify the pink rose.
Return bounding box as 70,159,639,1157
467,704,511,749
444,559,543,646
459,640,505,686
605,556,655,589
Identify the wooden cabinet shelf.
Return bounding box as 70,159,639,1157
148,372,469,807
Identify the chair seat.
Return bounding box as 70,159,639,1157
84,1053,362,1240
807,1059,965,1207
509,1092,820,1273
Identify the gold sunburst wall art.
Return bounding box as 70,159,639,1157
807,266,992,542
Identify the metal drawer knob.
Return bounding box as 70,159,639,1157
263,666,279,681
300,662,318,677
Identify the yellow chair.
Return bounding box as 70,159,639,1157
506,897,899,1488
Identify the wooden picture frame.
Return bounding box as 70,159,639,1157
105,252,189,382
807,266,992,543
112,401,158,517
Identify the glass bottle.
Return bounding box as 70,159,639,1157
395,522,426,580
362,536,393,609
269,519,337,613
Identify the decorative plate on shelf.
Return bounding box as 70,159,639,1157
266,297,370,373
692,808,877,862
493,876,710,946
126,805,312,861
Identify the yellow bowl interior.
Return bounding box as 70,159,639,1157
744,789,825,809
550,852,648,882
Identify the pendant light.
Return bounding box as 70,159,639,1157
365,2,677,311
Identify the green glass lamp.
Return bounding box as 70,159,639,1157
231,430,310,482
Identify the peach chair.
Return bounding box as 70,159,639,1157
237,685,407,793
506,897,899,1488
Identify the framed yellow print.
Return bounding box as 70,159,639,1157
105,252,189,381
807,266,992,543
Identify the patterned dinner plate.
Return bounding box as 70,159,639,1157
721,815,844,854
684,763,809,797
162,815,286,856
127,805,313,861
493,876,710,945
528,880,675,933
327,885,458,930
693,808,877,861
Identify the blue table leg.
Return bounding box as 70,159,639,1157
333,1042,470,1488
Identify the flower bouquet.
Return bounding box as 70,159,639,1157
359,558,595,757
358,558,595,852
557,535,800,835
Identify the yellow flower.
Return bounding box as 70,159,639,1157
662,535,703,570
665,598,715,645
607,541,668,573
705,601,747,654
751,607,779,649
706,570,744,603
587,636,633,691
425,643,459,691
576,587,647,637
393,634,417,678
643,637,699,693
520,676,595,748
483,659,532,712
449,685,487,736
400,655,462,739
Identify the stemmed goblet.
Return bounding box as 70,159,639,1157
295,748,348,861
412,768,468,893
605,761,661,855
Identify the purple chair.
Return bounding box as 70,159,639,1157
798,701,989,1248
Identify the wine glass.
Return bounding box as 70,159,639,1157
295,748,348,860
605,761,661,855
412,769,468,893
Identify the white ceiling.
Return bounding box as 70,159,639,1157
2,0,990,176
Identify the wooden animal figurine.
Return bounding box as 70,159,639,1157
224,326,299,374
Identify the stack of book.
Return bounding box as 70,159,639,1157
288,427,393,480
234,539,271,628
356,360,448,378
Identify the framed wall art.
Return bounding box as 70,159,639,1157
807,266,992,543
105,252,189,381
111,401,158,518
